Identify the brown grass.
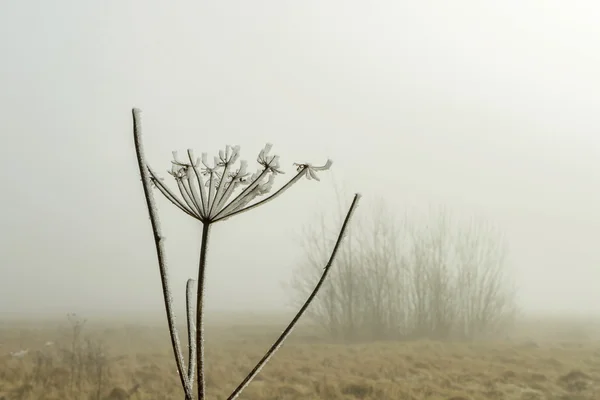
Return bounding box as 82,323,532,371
1,313,600,400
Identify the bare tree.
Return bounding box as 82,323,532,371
291,196,408,341
405,210,458,339
130,108,360,399
291,198,517,341
453,218,517,339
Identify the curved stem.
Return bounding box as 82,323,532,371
131,108,193,399
148,167,200,220
213,169,305,223
213,167,269,220
196,222,211,400
187,150,209,216
226,193,361,400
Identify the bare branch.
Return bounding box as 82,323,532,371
131,108,193,399
187,149,209,217
213,167,270,220
214,169,306,222
148,167,201,220
226,193,361,400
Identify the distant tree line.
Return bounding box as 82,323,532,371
290,195,518,341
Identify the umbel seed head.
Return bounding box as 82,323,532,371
147,143,332,223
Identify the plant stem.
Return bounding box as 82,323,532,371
226,193,361,400
131,109,193,399
196,222,211,400
186,279,197,386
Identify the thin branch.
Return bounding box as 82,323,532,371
213,167,270,220
206,170,216,214
131,108,193,400
213,179,238,214
208,162,232,217
186,278,197,386
213,169,306,223
187,150,209,216
148,167,200,220
182,175,204,218
226,193,361,400
175,176,202,218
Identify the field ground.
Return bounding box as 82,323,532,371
1,313,600,400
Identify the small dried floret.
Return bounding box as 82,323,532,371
218,145,241,167
294,159,333,181
257,143,284,175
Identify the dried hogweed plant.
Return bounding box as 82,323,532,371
131,108,360,400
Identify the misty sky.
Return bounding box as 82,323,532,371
1,1,599,317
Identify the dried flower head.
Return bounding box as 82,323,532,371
147,143,332,223
132,107,359,400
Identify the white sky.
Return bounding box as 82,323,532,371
1,0,599,316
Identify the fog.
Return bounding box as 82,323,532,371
0,0,599,318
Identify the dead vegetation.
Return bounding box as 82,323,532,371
291,198,518,342
131,109,360,399
1,314,600,400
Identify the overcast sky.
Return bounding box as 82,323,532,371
1,0,599,317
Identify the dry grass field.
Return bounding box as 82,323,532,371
1,313,600,400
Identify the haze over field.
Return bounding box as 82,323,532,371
1,1,599,317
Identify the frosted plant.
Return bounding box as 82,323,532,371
131,108,360,400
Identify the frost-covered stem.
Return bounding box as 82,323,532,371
207,171,216,213
213,179,239,214
209,162,231,217
187,150,209,217
226,193,361,400
186,279,197,386
175,178,202,219
213,169,306,223
131,108,193,400
196,222,211,400
148,167,199,219
213,168,270,220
